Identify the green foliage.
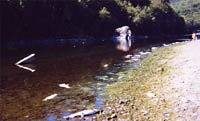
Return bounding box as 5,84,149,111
2,0,186,41
99,7,111,19
170,0,200,30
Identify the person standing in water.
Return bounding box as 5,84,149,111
192,32,197,40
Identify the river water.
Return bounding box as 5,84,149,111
1,39,157,121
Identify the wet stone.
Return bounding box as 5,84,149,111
111,114,117,118
119,100,128,104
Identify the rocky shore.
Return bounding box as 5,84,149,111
98,40,200,120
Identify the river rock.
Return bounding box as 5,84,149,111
113,26,133,52
111,114,117,118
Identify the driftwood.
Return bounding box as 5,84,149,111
15,53,36,72
42,94,58,101
15,53,35,65
16,64,35,72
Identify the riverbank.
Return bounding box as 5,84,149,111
98,40,200,120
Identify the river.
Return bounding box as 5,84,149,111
1,39,162,121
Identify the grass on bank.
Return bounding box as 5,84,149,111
98,42,185,120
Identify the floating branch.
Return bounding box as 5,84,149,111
42,94,58,101
16,64,35,72
15,53,35,65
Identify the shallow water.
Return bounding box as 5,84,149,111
0,40,153,121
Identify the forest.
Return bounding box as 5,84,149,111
2,0,186,42
170,0,200,31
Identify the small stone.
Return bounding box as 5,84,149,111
141,109,148,114
104,64,108,68
118,76,124,80
152,47,157,50
119,100,126,104
134,55,141,58
157,68,164,72
107,117,112,120
124,55,132,58
163,44,169,47
111,114,117,118
92,116,97,120
147,92,156,98
163,112,170,117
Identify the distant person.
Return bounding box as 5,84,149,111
192,32,197,40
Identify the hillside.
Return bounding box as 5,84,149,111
170,0,200,31
2,0,186,41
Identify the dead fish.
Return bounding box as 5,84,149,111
151,47,157,50
139,52,151,55
134,54,141,58
124,54,132,58
163,44,169,47
131,58,139,61
104,64,108,68
124,60,134,63
139,52,145,55
64,109,100,119
145,52,151,54
58,83,70,88
42,94,58,101
118,76,124,80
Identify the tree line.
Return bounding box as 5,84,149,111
1,0,186,42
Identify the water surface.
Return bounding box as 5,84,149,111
0,39,153,121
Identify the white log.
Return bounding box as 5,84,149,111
15,53,35,65
16,64,35,72
42,94,58,101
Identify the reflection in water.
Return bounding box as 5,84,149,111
0,40,152,121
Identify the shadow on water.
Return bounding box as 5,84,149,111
0,38,183,121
